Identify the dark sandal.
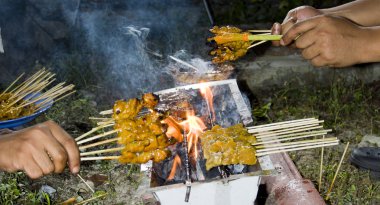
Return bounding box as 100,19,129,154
350,147,380,172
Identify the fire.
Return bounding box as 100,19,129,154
199,83,216,122
180,110,207,158
167,155,181,180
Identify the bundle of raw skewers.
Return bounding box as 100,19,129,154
78,94,338,170
0,68,76,121
207,26,282,63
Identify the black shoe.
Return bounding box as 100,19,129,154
350,147,380,172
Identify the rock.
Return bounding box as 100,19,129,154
86,174,108,187
77,180,95,193
39,185,57,200
358,134,380,147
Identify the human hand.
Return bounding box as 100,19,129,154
272,6,323,46
0,121,80,179
281,15,369,67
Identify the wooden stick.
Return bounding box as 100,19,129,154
248,40,267,49
252,130,331,146
255,124,323,137
100,109,113,115
255,142,338,157
97,120,115,126
75,123,115,141
319,135,325,192
248,119,321,132
325,142,350,200
257,139,339,153
247,118,317,129
255,136,337,149
77,174,95,193
256,130,329,142
80,147,124,156
248,29,272,33
79,138,119,150
0,72,25,98
74,193,107,205
80,155,120,161
89,117,113,121
77,129,120,145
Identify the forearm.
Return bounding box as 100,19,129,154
321,0,380,26
359,26,380,63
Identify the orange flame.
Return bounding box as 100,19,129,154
167,155,181,180
162,116,183,142
199,83,216,122
180,110,207,158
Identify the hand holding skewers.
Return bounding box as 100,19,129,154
0,121,80,179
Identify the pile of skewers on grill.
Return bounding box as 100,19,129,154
78,93,338,171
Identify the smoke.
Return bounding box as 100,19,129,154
0,1,211,101
74,0,210,100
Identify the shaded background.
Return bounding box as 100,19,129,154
0,0,353,105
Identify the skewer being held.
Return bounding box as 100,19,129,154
0,121,80,179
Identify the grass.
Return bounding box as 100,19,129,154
253,77,380,204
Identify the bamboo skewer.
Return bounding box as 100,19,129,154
256,129,331,141
80,147,124,156
74,193,107,205
77,129,120,145
77,174,95,193
75,123,115,141
79,138,119,150
255,142,338,157
248,40,267,49
99,109,113,115
256,140,339,153
319,135,325,192
247,118,317,129
248,119,320,132
255,137,337,149
252,130,332,146
248,29,272,33
325,142,350,200
0,72,25,98
255,124,323,138
81,156,120,161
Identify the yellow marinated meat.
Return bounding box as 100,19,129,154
112,98,143,120
207,26,253,63
112,93,173,164
142,93,159,109
201,124,257,170
0,93,37,121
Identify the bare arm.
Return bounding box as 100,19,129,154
322,0,380,26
